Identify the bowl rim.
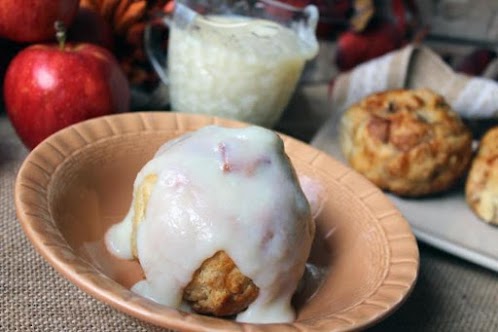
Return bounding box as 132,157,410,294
15,112,419,332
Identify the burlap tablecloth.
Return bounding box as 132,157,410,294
1,112,497,331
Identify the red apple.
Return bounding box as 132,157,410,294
0,0,79,43
4,35,130,149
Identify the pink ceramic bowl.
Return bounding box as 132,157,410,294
15,112,418,331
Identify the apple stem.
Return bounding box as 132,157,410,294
54,21,66,51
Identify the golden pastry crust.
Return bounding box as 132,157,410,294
131,173,158,258
465,127,498,224
183,251,259,316
130,176,259,316
339,88,473,196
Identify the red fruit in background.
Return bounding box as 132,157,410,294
4,42,130,149
68,7,114,50
335,21,403,71
0,0,79,43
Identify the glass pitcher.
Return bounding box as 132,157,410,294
145,0,319,127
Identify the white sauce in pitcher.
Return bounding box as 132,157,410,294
168,13,318,127
106,126,315,323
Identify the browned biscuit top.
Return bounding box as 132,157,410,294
465,126,498,224
340,88,473,196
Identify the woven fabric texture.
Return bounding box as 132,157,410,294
1,115,497,332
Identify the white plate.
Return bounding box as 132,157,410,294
311,117,498,273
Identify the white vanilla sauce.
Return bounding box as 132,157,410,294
167,14,318,126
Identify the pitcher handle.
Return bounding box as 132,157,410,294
300,4,319,55
144,15,171,85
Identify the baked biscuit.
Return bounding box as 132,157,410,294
183,250,259,316
130,176,259,316
465,127,498,225
339,88,472,196
131,173,158,258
